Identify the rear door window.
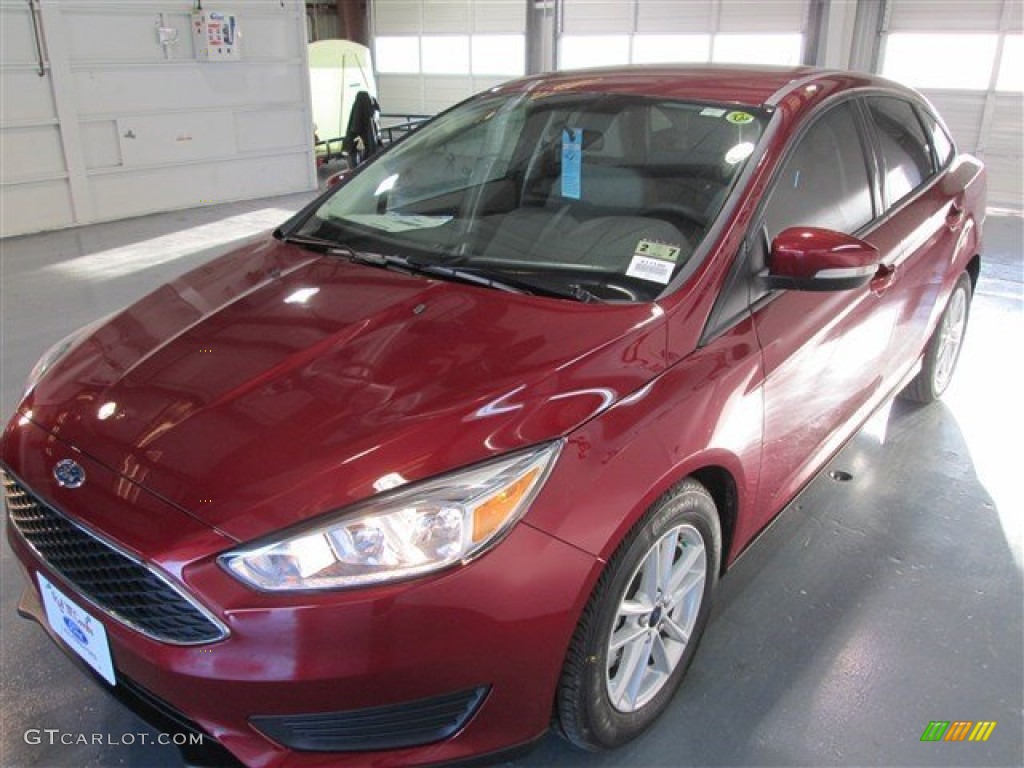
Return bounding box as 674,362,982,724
865,97,934,208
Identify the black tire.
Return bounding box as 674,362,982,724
555,479,721,750
901,271,972,403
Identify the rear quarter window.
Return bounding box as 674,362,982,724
916,106,955,170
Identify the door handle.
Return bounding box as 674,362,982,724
946,202,965,231
870,263,896,295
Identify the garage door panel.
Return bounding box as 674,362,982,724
72,64,304,116
2,69,58,124
63,9,170,62
563,1,634,34
636,1,714,34
1,4,40,63
421,76,474,114
375,1,423,34
82,120,122,170
377,74,424,113
985,154,1023,208
920,91,985,150
235,109,308,154
88,153,309,222
1009,1,1023,33
421,1,470,34
718,0,806,33
472,1,526,33
889,0,1004,32
238,14,301,59
0,180,74,236
0,126,65,181
988,93,1024,155
373,0,526,115
116,112,237,166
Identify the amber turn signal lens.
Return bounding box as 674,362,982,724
472,468,540,543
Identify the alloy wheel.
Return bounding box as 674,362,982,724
605,524,707,713
934,286,967,392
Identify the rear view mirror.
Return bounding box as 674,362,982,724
762,227,880,292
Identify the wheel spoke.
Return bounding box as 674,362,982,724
673,569,705,603
657,529,680,593
650,632,673,676
622,634,653,708
638,548,660,605
660,615,690,645
610,624,650,652
617,598,653,617
666,544,703,597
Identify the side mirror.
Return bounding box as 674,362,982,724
762,227,880,292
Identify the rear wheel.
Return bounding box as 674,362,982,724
555,479,720,750
901,271,972,403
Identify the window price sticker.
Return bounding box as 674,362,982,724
626,239,681,284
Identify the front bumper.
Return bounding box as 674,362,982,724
3,423,600,767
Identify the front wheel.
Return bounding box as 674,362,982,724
555,479,721,750
901,271,973,403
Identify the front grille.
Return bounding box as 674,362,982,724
250,686,489,752
4,472,226,645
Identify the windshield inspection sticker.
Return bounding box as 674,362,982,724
561,128,582,200
700,107,727,117
726,111,755,125
626,239,681,285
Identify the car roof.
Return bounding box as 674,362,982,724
496,65,899,110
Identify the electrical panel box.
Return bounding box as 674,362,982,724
192,10,240,61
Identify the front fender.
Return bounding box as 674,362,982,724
524,315,764,566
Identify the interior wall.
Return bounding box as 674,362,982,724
0,0,317,239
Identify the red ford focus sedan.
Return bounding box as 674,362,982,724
3,65,984,767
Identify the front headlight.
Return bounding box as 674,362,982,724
220,441,562,591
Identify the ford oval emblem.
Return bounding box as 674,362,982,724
53,459,86,489
63,615,89,645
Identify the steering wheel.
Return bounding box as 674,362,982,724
639,203,707,230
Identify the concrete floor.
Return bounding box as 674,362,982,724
0,200,1021,768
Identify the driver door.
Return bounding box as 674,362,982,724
749,100,895,527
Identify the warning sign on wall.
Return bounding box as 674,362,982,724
192,10,240,61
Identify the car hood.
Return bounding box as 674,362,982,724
22,238,666,542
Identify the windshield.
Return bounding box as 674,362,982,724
296,92,767,302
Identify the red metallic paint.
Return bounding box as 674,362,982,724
769,227,880,279
18,244,664,542
6,418,600,768
2,66,986,767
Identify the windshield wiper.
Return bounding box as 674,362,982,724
283,237,599,302
278,233,341,252
402,260,600,302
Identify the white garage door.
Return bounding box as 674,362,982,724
879,0,1023,208
0,0,316,239
558,0,809,69
371,0,527,116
